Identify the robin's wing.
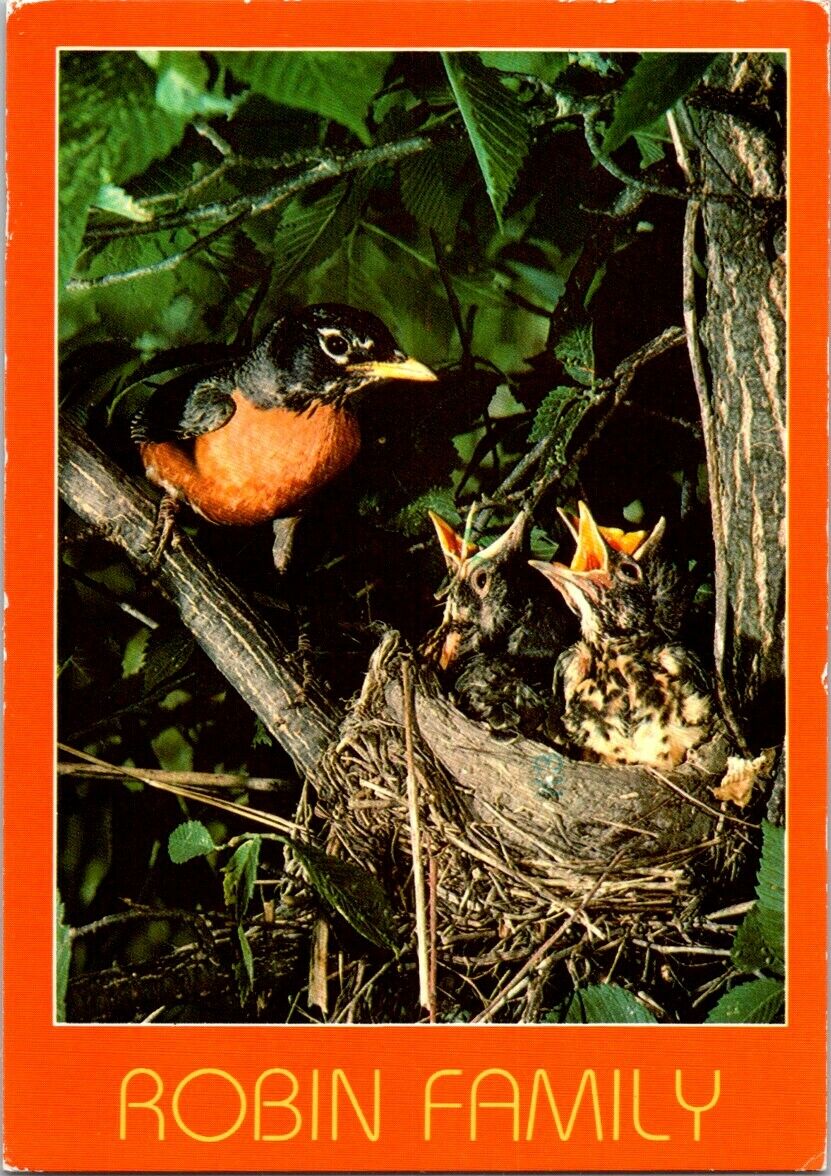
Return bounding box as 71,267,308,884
131,372,237,443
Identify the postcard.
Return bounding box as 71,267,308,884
4,0,827,1170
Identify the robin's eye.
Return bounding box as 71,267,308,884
320,331,350,360
618,560,642,583
471,567,490,596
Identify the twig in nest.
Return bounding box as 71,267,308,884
469,851,626,1024
308,919,330,1015
647,766,757,844
402,661,433,1017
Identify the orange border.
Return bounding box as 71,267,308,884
5,2,828,1171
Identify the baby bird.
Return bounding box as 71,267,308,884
530,502,711,769
422,510,575,737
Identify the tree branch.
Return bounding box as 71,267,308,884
58,416,339,778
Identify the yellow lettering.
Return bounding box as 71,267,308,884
632,1070,670,1141
172,1069,246,1143
612,1069,621,1141
331,1069,380,1141
311,1068,319,1141
526,1069,603,1141
675,1069,721,1141
471,1069,520,1142
424,1070,462,1141
254,1068,301,1142
120,1068,165,1141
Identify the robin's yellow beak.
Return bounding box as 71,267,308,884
349,356,437,383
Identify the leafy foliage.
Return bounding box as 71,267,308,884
707,821,785,1023
288,841,401,953
222,836,261,919
602,53,718,154
705,977,785,1025
216,51,393,143
559,984,657,1024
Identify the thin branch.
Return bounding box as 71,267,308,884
524,325,687,516
57,760,294,796
59,744,301,837
68,210,249,291
583,107,689,201
81,134,434,243
402,660,432,1016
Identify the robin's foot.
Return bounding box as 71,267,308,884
147,495,180,571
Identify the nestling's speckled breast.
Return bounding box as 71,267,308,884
559,638,710,768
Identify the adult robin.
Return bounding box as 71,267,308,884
530,502,711,769
133,304,437,569
422,509,575,737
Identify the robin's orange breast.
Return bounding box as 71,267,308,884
140,389,361,526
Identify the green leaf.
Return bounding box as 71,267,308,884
235,924,255,1002
153,51,237,119
93,182,154,223
571,52,622,78
632,130,667,170
705,977,785,1024
442,53,530,227
152,726,193,773
143,629,195,693
56,895,73,1023
731,905,781,974
562,983,657,1024
391,487,457,538
168,820,216,864
218,51,393,143
555,323,595,385
122,627,151,678
271,177,370,292
506,261,565,312
479,52,569,83
290,841,400,952
222,837,261,919
59,52,190,288
252,718,273,748
603,53,717,154
754,820,785,971
399,140,472,243
529,385,593,452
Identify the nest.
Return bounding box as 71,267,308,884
299,630,755,1024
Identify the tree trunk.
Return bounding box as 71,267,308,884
690,53,786,749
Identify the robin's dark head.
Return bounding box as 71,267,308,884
423,510,573,670
245,303,436,410
530,502,681,645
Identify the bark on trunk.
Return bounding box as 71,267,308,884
691,53,787,748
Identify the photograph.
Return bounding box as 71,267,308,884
3,2,827,1171
57,47,786,1027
